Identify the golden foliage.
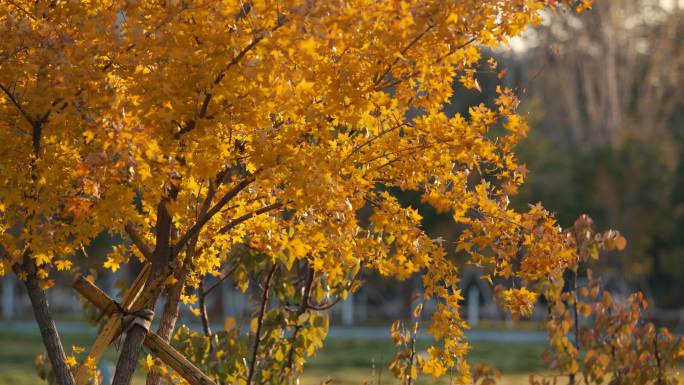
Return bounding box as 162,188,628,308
1,0,593,382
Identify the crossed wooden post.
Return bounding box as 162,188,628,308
71,268,216,385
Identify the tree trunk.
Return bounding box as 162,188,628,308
145,282,183,385
112,190,179,385
111,324,148,385
18,259,75,385
146,212,203,385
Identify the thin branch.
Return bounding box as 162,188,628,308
6,0,38,21
198,279,212,339
191,202,282,261
102,4,191,72
569,269,580,385
282,267,314,378
373,24,434,86
215,202,282,235
200,265,238,299
219,195,269,215
124,222,154,260
306,272,360,311
246,264,277,385
175,17,287,139
306,298,341,312
172,175,255,257
470,207,527,231
406,322,417,385
0,82,35,126
654,328,664,384
344,121,409,162
0,45,29,66
375,37,477,91
151,189,178,271
359,141,434,165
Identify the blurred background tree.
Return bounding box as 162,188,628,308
507,0,684,309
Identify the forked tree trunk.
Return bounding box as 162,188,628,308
18,259,75,385
112,195,176,385
147,213,204,385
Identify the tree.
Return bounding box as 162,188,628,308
5,1,669,385
507,0,684,307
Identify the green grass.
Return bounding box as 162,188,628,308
0,329,147,385
302,339,547,385
307,338,547,372
0,330,547,385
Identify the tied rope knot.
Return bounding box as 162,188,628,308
98,301,155,335
94,302,155,350
121,308,155,334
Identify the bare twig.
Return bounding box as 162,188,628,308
198,280,212,338
200,265,238,300
246,264,277,385
282,267,315,378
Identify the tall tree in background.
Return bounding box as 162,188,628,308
510,0,684,306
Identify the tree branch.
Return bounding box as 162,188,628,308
282,267,314,377
373,24,434,86
112,188,178,385
200,265,237,300
15,258,75,385
215,202,282,235
0,82,35,127
6,0,38,21
375,37,477,91
246,264,277,385
198,279,212,339
13,114,74,385
172,175,255,257
174,18,287,139
124,222,154,261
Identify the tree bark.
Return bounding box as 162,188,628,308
18,259,75,385
246,265,277,385
145,282,183,385
198,280,212,338
146,202,205,385
16,107,73,385
157,282,184,346
111,325,148,385
112,193,176,385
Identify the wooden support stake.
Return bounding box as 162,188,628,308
73,275,217,385
73,265,150,385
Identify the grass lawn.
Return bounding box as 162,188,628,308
0,329,552,385
301,339,549,385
